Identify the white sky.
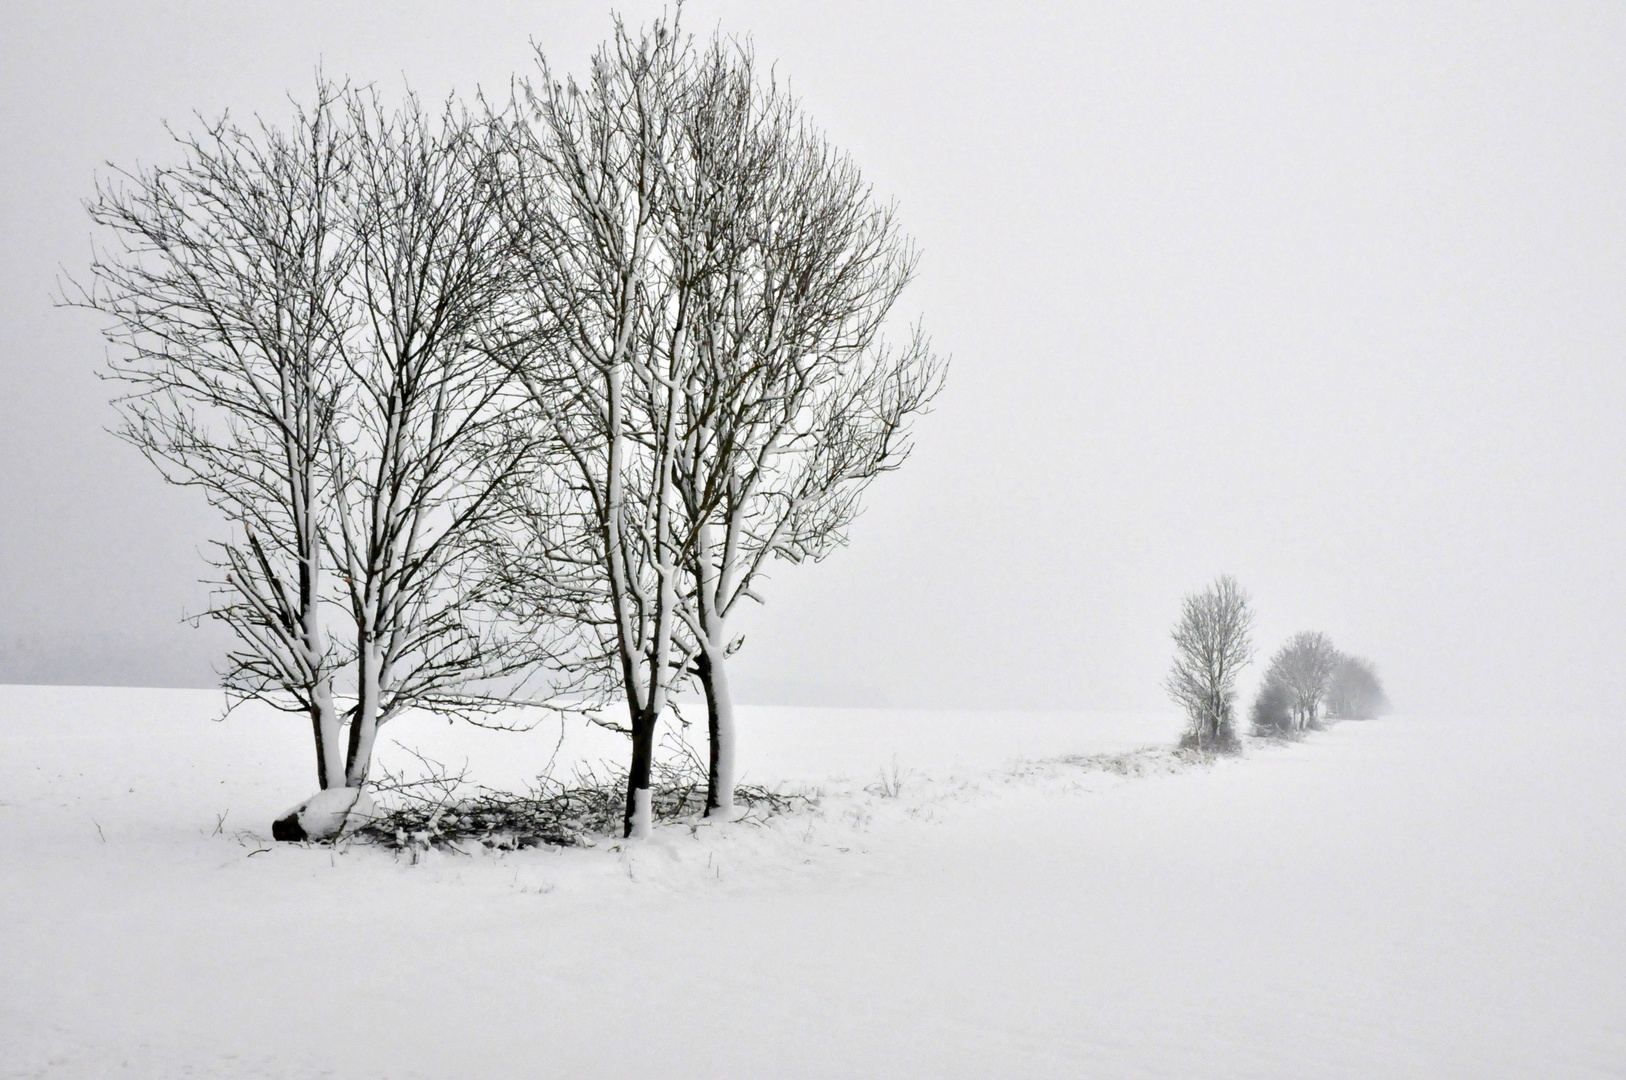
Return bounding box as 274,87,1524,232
2,1,1623,717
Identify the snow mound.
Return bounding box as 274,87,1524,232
271,787,375,842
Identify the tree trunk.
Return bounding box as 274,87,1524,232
344,638,382,787
697,642,738,818
309,679,344,789
297,535,345,788
310,707,330,789
623,703,658,838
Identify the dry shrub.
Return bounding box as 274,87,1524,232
352,738,812,854
1177,721,1242,755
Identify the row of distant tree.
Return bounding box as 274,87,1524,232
1251,632,1388,736
1166,576,1388,753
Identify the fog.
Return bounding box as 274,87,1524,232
2,0,1622,718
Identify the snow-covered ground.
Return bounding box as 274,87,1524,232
2,686,1622,1078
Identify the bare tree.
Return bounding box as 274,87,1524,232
490,17,699,837
1264,631,1340,730
73,83,541,814
489,23,944,831
663,37,944,816
1327,653,1388,720
1165,575,1255,752
323,89,536,787
70,83,356,790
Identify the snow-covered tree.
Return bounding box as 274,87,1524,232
323,89,536,787
76,83,538,818
489,21,944,833
663,37,944,815
489,17,700,838
1165,575,1255,752
74,84,356,790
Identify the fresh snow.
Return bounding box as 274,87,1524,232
1,685,1622,1078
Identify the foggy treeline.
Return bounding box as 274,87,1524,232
1166,575,1389,754
65,15,944,839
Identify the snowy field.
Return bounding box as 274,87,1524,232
2,686,1623,1079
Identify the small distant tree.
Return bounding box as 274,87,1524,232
1264,631,1339,730
1327,654,1388,720
1249,677,1294,736
1165,575,1255,753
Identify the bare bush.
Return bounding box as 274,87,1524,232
1249,678,1296,737
355,739,812,855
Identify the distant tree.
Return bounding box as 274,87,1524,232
1249,677,1294,735
1264,631,1340,730
1327,654,1388,720
1165,575,1255,753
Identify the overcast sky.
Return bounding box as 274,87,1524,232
2,1,1623,718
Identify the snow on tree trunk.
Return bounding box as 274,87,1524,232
309,681,344,790
625,706,658,839
698,640,737,818
303,553,344,790
628,785,653,840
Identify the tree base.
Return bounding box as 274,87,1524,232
1178,723,1242,755
271,787,374,842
